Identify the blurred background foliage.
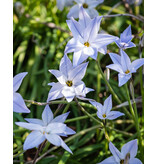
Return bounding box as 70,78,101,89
13,0,144,163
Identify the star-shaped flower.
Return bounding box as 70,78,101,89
115,25,136,50
57,0,74,11
99,140,142,164
47,54,94,102
67,0,104,18
90,95,124,120
15,105,75,153
13,72,30,113
65,7,118,66
106,50,144,87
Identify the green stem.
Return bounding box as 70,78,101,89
96,60,132,118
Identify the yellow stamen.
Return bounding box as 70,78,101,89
83,3,88,8
66,80,73,87
120,159,124,164
84,42,90,47
43,131,45,134
125,70,130,74
103,114,106,118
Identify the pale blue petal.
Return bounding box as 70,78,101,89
60,54,73,78
64,127,76,135
69,62,88,82
42,105,53,125
74,82,86,97
106,111,124,120
87,8,99,18
120,25,133,43
90,100,103,112
129,158,142,164
97,111,105,120
120,50,131,72
61,86,75,102
51,112,70,123
121,139,138,159
98,156,117,164
24,118,43,126
131,58,144,72
79,6,91,28
13,92,30,113
66,18,83,38
67,4,79,18
23,131,45,150
124,42,136,49
73,50,88,67
47,82,63,102
87,0,104,7
57,0,65,11
46,123,67,134
92,34,118,48
109,53,121,65
49,70,66,84
83,87,94,94
98,46,107,54
15,122,43,131
65,38,84,54
104,95,112,114
45,133,61,146
115,39,122,49
106,64,123,73
82,47,98,59
118,73,131,87
13,72,28,92
109,142,123,162
61,139,73,154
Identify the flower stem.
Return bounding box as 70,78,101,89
96,60,132,118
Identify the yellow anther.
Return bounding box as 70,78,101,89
120,159,124,164
125,70,130,74
103,114,106,118
66,80,73,87
84,42,90,47
83,3,88,8
43,131,45,134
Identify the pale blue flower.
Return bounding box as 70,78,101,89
99,139,142,164
126,0,142,6
47,54,94,102
106,50,144,87
13,72,30,113
15,105,75,153
57,0,74,11
115,25,136,50
65,7,118,66
90,95,124,120
67,0,104,19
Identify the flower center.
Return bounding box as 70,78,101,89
66,80,73,87
125,70,130,74
103,114,106,118
83,3,88,8
120,160,124,164
84,42,90,47
43,131,45,134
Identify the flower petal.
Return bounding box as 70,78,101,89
57,0,65,11
118,73,131,87
42,105,53,126
120,49,131,72
120,25,133,43
13,92,30,113
104,95,112,115
131,58,144,72
109,53,121,65
121,139,138,159
67,4,79,19
49,70,66,84
106,64,123,73
23,131,45,150
24,118,43,126
52,112,70,123
98,156,117,164
129,158,142,164
60,54,73,78
15,122,43,131
64,127,76,135
106,111,124,120
62,86,75,102
45,133,61,146
109,142,123,162
13,72,28,92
